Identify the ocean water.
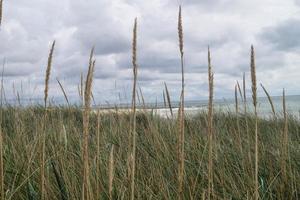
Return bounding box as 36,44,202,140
155,95,300,119
213,95,300,117
4,95,300,119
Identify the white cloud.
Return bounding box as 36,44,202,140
0,0,300,105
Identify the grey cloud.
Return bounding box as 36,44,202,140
140,56,180,73
74,28,130,55
260,19,300,51
3,62,40,77
1,0,299,103
56,55,117,81
94,69,116,79
56,60,86,79
116,53,203,74
182,0,227,6
168,0,239,11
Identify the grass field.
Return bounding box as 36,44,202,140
0,107,299,199
0,3,299,200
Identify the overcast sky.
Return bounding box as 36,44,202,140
1,0,300,105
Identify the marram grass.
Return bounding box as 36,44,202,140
0,107,299,199
0,5,299,200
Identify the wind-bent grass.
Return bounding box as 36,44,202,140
56,78,70,107
260,83,276,117
164,82,173,117
236,81,243,101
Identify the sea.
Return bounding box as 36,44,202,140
137,95,300,119
4,95,300,119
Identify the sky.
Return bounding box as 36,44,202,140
0,0,300,105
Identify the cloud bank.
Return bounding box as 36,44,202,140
1,0,300,105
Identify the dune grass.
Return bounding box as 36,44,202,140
177,6,185,200
0,107,298,199
0,5,299,200
82,47,96,200
130,17,138,200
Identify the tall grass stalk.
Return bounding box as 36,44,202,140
242,72,253,176
0,126,3,200
177,5,185,200
41,40,55,200
108,145,115,200
281,89,288,185
96,109,101,199
235,84,239,114
1,59,5,106
207,46,214,200
130,18,138,200
44,41,55,108
235,83,243,154
243,72,247,113
80,72,84,103
250,45,259,200
0,60,4,200
138,86,146,110
163,90,167,108
82,48,95,200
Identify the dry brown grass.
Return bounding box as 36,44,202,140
177,5,185,200
41,40,55,200
1,6,299,199
108,145,115,200
95,109,102,199
44,41,56,108
207,46,214,200
130,18,138,200
250,45,259,200
80,72,84,103
82,47,95,200
242,72,253,174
